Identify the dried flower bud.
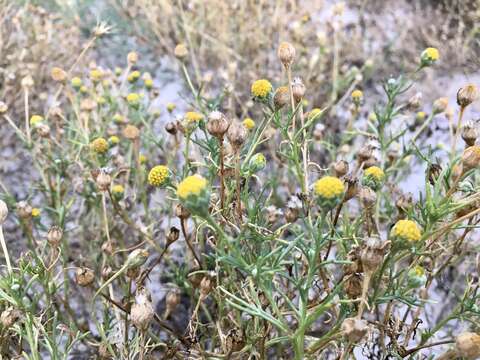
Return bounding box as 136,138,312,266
333,160,349,177
47,226,63,247
344,175,358,201
274,86,290,109
131,287,154,331
21,75,34,88
127,51,138,66
102,266,112,280
207,111,230,138
123,124,140,140
433,97,448,114
227,121,248,150
457,84,478,108
225,328,245,353
358,186,377,209
462,146,480,172
175,204,190,219
166,226,180,245
344,273,363,299
75,267,95,287
96,171,112,191
407,92,422,111
361,236,388,273
357,144,373,163
341,317,368,342
51,67,67,82
16,201,32,219
277,42,296,68
174,43,188,60
165,121,178,135
200,274,214,298
0,307,21,329
396,192,413,213
36,123,50,138
291,77,306,102
313,123,325,141
0,200,8,225
456,332,480,359
164,289,181,319
101,241,113,255
462,122,478,147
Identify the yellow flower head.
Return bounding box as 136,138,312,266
313,176,345,199
308,108,322,121
391,219,422,242
97,96,107,105
144,78,153,89
351,89,363,100
421,47,439,65
177,175,208,200
80,86,88,94
31,208,41,217
416,111,426,122
127,93,140,107
139,154,147,164
109,135,120,145
90,69,103,82
148,165,169,187
112,184,125,194
251,79,273,99
90,138,109,154
113,114,125,124
414,265,425,277
364,166,385,181
166,103,176,113
30,115,44,126
71,77,82,89
127,70,141,83
185,111,203,123
243,118,255,130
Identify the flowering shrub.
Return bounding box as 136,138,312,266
0,7,480,359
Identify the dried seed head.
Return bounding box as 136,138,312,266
313,123,325,141
165,121,178,135
457,84,478,108
274,86,290,109
462,122,478,147
131,287,154,331
277,42,296,68
333,160,349,177
462,146,480,172
102,266,112,280
433,97,449,114
344,273,363,299
98,342,113,359
51,67,67,82
358,186,377,209
175,204,190,220
341,317,368,342
225,328,245,353
127,51,138,66
75,267,95,287
16,201,32,219
227,121,248,150
47,226,63,247
407,92,422,111
344,175,359,201
357,144,374,163
207,111,230,138
0,200,8,225
291,77,306,102
174,43,188,60
164,289,181,319
21,75,34,88
200,274,214,298
361,236,388,273
36,123,50,138
396,192,414,213
123,124,140,140
96,171,112,191
0,307,22,329
456,332,480,359
101,241,113,255
166,226,180,245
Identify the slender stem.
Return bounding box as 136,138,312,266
219,138,226,210
452,106,465,154
235,150,242,222
0,226,12,274
287,66,296,132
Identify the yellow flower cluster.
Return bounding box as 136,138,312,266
391,219,421,242
185,112,203,123
31,208,41,217
313,176,345,199
90,69,103,82
71,77,82,88
308,108,322,121
148,165,169,187
30,115,44,126
177,175,207,200
112,184,124,194
90,138,109,154
127,93,140,107
364,166,385,181
128,70,141,83
166,103,176,112
351,89,363,100
251,79,272,98
243,118,255,130
422,47,439,62
109,135,120,145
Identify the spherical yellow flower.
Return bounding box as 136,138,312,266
148,165,169,187
112,184,125,195
313,176,345,199
421,47,439,66
351,89,363,100
80,86,88,94
127,93,140,107
127,70,141,83
308,108,322,121
90,69,103,82
71,77,82,89
177,175,208,200
144,78,153,89
90,138,109,154
185,112,203,123
391,219,422,242
364,166,385,182
416,111,426,122
139,154,147,164
243,118,255,130
31,208,41,217
30,115,44,126
97,96,107,105
109,135,120,145
166,103,176,113
113,114,125,123
251,79,273,99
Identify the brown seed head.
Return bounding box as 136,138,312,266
127,51,138,66
277,42,296,68
51,67,67,82
131,287,154,330
462,145,480,172
462,122,478,146
96,171,112,191
433,97,449,114
166,226,180,245
274,86,290,109
165,121,178,135
291,77,306,102
0,307,22,329
174,43,188,60
47,226,63,247
16,201,32,219
75,267,95,287
207,111,230,138
175,204,190,220
333,160,349,177
361,236,388,273
457,84,478,108
123,124,140,140
200,274,214,298
358,186,377,209
341,317,368,342
227,121,248,150
456,332,480,359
